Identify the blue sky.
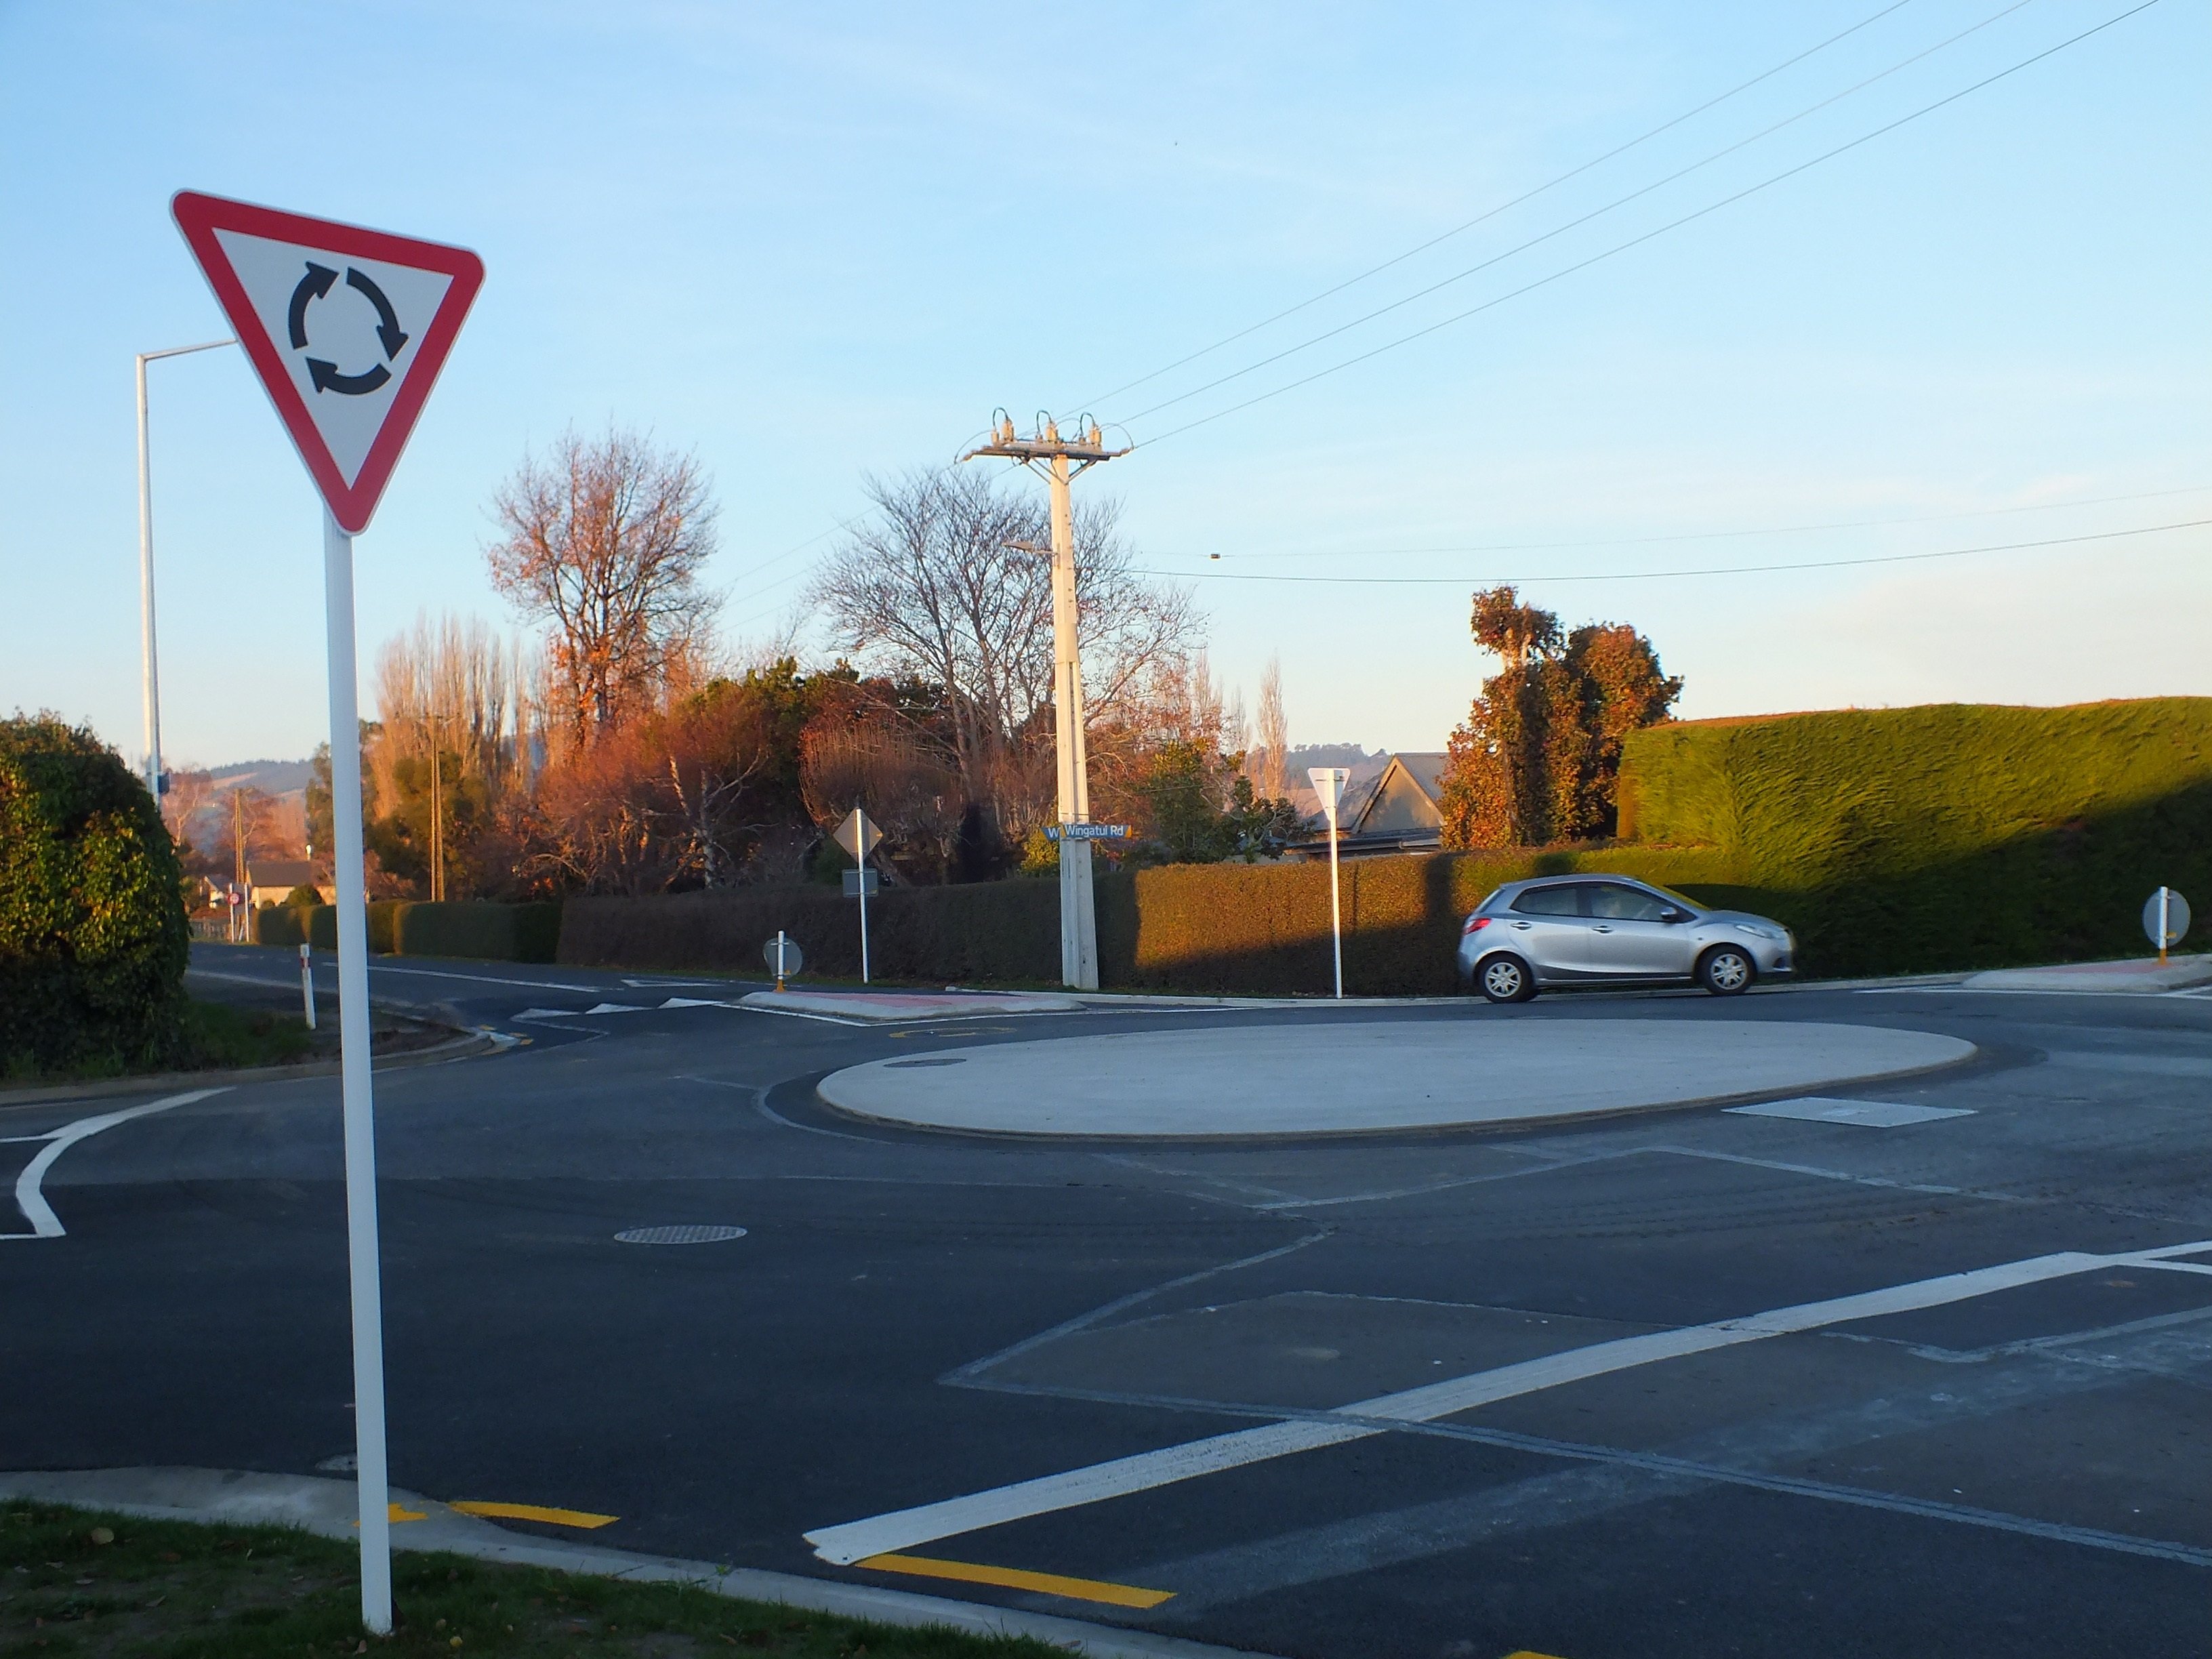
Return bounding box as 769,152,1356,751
3,1,2206,769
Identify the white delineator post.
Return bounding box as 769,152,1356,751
298,941,317,1031
2159,886,2171,966
1310,767,1348,999
321,509,394,1634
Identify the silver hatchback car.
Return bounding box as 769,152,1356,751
1457,875,1795,1003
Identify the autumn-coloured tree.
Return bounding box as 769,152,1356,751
1439,587,1679,849
487,428,719,747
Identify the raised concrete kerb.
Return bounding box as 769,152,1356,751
742,989,1085,1022
1961,954,2212,994
0,1468,1274,1659
817,1019,1978,1139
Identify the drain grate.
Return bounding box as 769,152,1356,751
614,1224,748,1245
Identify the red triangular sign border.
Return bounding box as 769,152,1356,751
172,190,485,535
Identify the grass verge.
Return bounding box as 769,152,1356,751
0,1500,1071,1658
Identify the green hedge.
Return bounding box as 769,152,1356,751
394,901,560,962
1615,699,2212,975
558,848,1738,995
249,904,305,948
289,899,556,962
559,698,2212,991
1,716,189,1071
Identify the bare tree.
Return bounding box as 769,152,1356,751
486,428,720,745
806,469,1198,838
1254,655,1288,800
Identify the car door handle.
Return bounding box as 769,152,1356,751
1511,922,1532,930
1592,924,1614,933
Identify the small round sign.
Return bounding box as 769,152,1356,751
762,935,804,977
2143,887,2191,948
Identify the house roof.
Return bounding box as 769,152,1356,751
1347,752,1448,834
245,859,322,889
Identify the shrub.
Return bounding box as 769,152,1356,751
0,715,189,1073
285,883,322,907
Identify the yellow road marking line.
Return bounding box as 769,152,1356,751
855,1552,1173,1609
449,1501,619,1530
1502,1651,1570,1658
356,1505,427,1527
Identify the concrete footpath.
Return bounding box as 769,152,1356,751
818,1017,1976,1138
0,1467,1271,1659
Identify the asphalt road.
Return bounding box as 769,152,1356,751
6,943,2212,1658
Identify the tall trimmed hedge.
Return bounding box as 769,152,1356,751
559,698,2212,991
1,716,189,1071
289,899,557,962
1616,699,2212,975
558,847,1739,994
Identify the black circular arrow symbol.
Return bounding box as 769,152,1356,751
287,261,410,396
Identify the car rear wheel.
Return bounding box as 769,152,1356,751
1697,945,1755,996
1477,954,1537,1004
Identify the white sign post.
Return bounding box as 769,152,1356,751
174,191,483,1639
834,807,883,983
2144,886,2191,964
1309,767,1349,1000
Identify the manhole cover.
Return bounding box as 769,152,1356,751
614,1225,748,1245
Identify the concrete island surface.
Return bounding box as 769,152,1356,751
816,1018,1978,1138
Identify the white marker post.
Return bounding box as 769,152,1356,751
322,507,392,1624
173,192,483,1639
1309,767,1349,1000
298,941,316,1030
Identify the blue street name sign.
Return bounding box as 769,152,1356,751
1044,823,1132,842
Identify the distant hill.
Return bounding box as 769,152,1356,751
202,758,314,796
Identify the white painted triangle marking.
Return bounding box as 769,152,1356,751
581,1002,649,1015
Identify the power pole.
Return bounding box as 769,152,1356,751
962,413,1129,990
419,711,455,903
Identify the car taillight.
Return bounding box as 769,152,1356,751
1462,916,1489,935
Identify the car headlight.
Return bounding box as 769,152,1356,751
1734,923,1779,941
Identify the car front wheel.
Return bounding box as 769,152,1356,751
1697,945,1756,996
1477,954,1537,1004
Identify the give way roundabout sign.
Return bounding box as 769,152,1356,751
171,190,483,532
172,190,484,1640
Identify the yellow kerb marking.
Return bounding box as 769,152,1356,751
449,1501,619,1530
855,1552,1174,1609
1502,1652,1572,1658
390,1505,427,1523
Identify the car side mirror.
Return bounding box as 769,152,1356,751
1659,907,1685,922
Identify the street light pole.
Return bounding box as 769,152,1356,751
136,338,236,803
961,412,1128,991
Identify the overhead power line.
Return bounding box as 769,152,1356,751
1134,0,2165,449
1200,482,2212,560
1111,0,2034,431
1128,515,2212,586
1073,0,1921,413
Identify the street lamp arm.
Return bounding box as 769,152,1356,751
137,337,237,365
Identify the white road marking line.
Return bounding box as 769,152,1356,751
2130,1260,2212,1278
191,964,605,994
802,1240,2210,1564
943,1232,1334,1388
737,1004,872,1027
1725,1097,1975,1128
2,1089,227,1240
1632,1143,2016,1202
